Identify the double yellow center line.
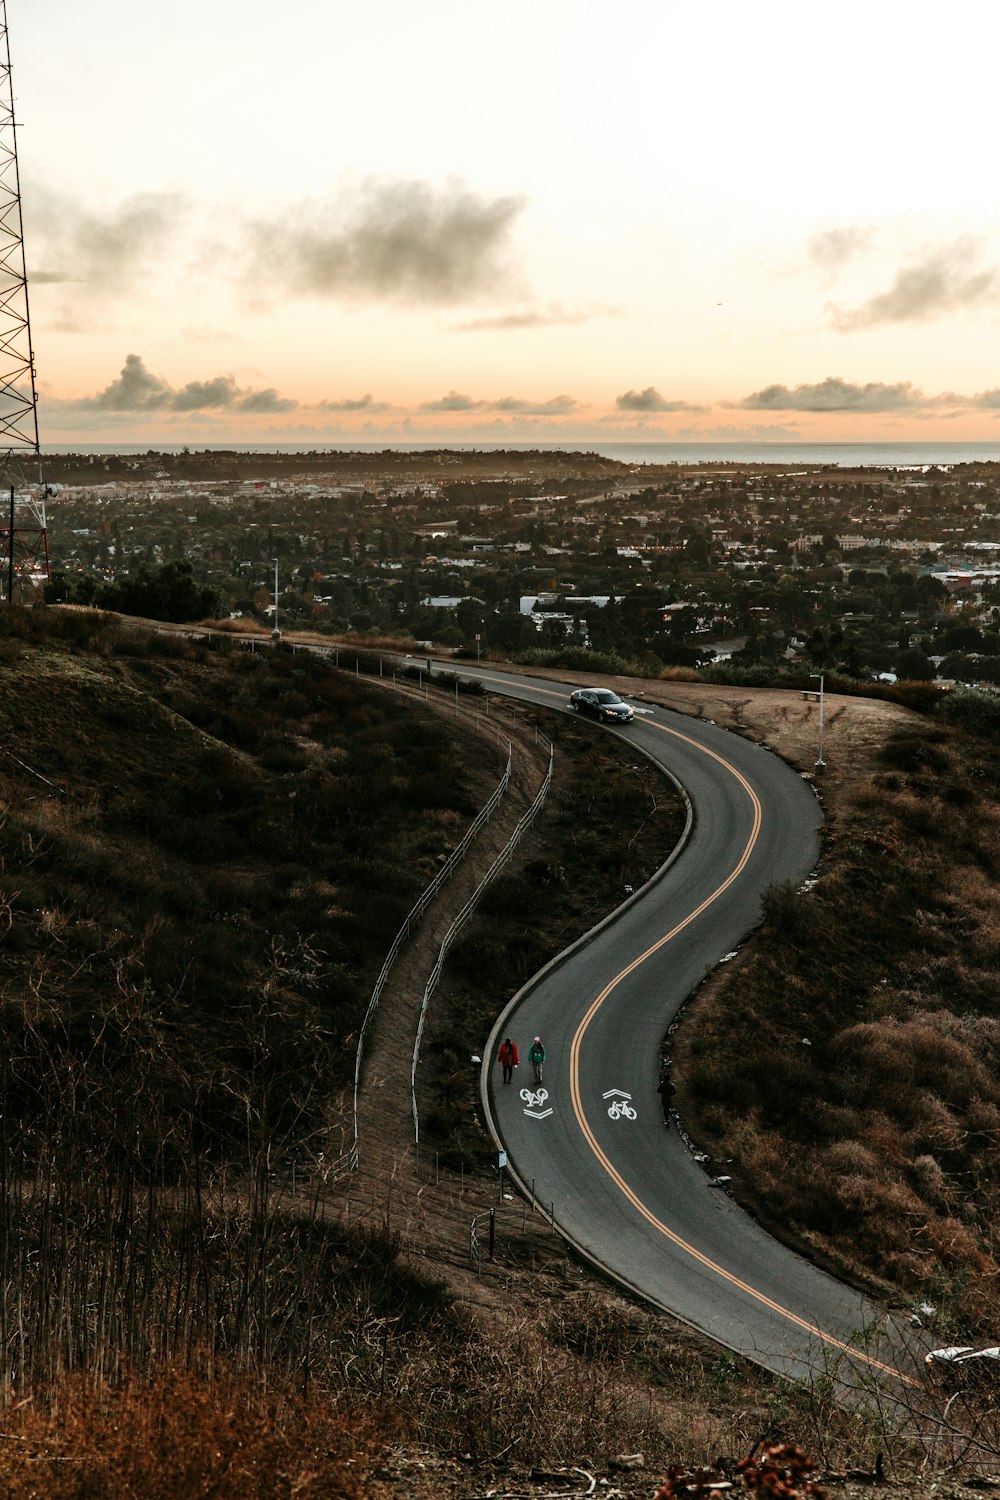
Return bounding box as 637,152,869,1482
571,718,914,1384
479,674,916,1385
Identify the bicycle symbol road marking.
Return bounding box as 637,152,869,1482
520,1087,548,1109
608,1098,637,1121
602,1087,637,1122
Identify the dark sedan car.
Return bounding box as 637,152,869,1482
569,687,634,723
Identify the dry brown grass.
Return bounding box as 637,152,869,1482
0,1363,387,1499
671,710,1000,1332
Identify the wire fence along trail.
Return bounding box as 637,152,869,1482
160,630,548,1181
411,733,554,1146
343,734,517,1175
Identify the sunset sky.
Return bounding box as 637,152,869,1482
16,0,1000,447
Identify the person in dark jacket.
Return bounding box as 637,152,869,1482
528,1036,545,1083
497,1037,518,1084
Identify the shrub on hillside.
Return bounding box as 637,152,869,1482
514,645,650,677
938,684,1000,738
701,661,782,687
95,560,224,623
877,732,950,773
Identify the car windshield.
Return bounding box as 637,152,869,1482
593,691,620,703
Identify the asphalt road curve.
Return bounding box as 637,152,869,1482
459,667,918,1392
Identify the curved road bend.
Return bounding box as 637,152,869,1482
448,667,917,1392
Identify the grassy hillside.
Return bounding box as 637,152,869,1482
2,609,999,1494
0,607,496,1172
675,715,1000,1335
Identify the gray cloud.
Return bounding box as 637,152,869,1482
453,302,616,332
170,375,244,412
420,390,483,412
30,178,527,318
316,394,390,413
736,377,1000,415
738,377,926,413
616,387,704,413
807,225,873,271
248,179,524,306
71,354,298,414
490,394,578,415
234,387,298,414
82,353,172,411
30,189,182,294
829,240,998,330
420,390,579,415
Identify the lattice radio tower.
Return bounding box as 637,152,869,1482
0,0,47,602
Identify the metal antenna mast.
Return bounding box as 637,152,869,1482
0,0,47,602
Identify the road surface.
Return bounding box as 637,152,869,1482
455,666,918,1392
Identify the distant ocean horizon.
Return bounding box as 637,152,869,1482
48,440,1000,470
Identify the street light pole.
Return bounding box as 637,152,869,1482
271,558,280,640
813,672,825,775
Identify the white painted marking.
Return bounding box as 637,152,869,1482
607,1096,637,1121
520,1086,549,1109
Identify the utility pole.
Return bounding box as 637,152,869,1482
0,2,48,603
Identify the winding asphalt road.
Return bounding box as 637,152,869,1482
448,666,918,1392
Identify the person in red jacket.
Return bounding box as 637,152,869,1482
497,1037,518,1084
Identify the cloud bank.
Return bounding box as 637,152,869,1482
49,354,1000,443
246,179,524,307
30,176,528,331
491,394,578,415
615,387,704,413
316,394,390,413
829,240,998,330
737,377,932,413
70,354,297,414
419,391,577,415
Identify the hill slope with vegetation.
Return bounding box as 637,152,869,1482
675,710,1000,1333
1,610,999,1494
0,606,499,1170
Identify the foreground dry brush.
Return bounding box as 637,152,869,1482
0,1363,385,1499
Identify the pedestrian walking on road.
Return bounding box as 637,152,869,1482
528,1035,545,1084
497,1037,518,1085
